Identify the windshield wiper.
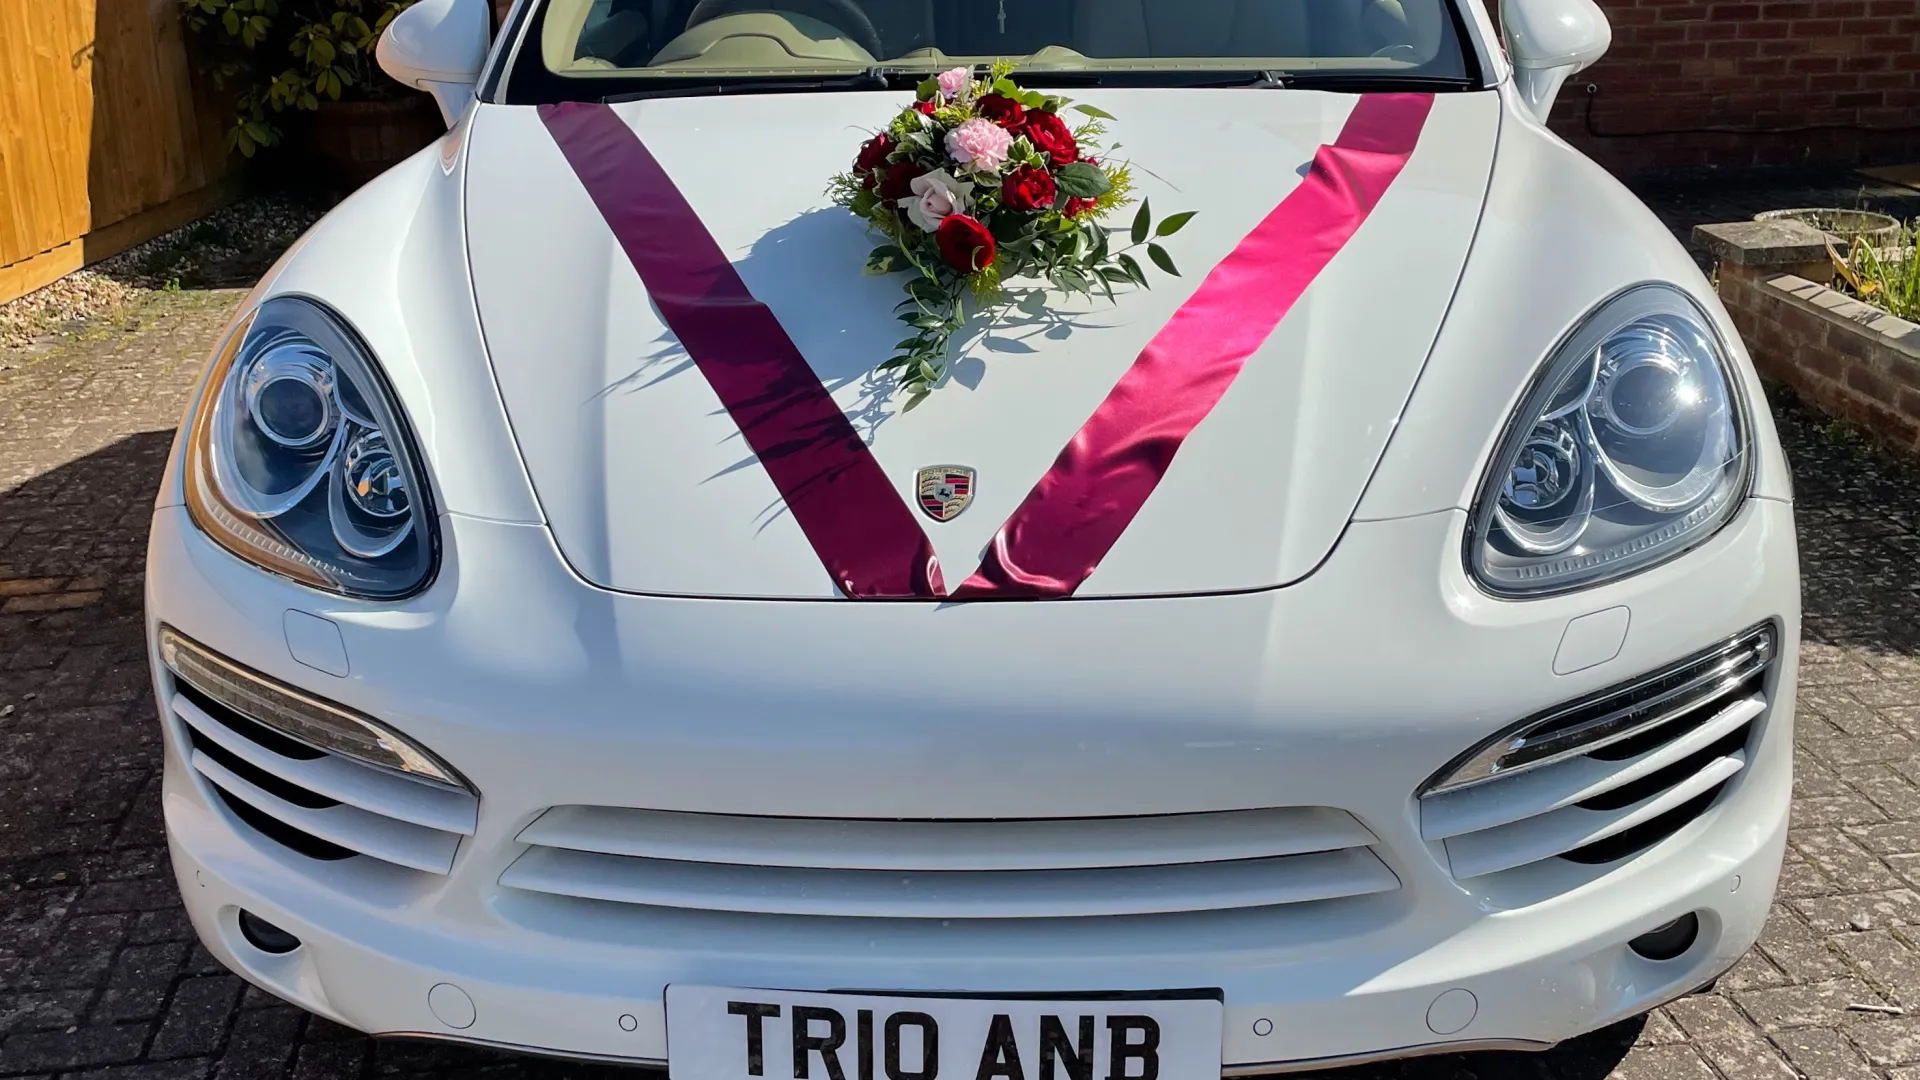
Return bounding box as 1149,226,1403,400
1017,69,1475,92
603,67,917,102
1252,70,1477,92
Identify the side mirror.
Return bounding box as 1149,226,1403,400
377,0,493,127
1500,0,1611,122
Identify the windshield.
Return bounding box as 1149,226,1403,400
498,0,1474,100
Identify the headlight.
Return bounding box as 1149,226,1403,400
185,297,436,598
1469,284,1750,596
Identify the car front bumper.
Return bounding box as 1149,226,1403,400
148,496,1799,1073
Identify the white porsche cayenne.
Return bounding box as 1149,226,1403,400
145,0,1800,1074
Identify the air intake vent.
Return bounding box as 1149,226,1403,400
1419,624,1773,879
160,630,477,875
502,805,1398,919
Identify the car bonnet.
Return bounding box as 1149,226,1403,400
463,88,1499,599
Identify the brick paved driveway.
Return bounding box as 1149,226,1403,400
4,181,1920,1079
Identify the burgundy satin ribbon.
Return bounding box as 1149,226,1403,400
540,102,944,599
954,93,1435,599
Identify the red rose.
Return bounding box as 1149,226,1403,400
914,99,938,115
976,93,1026,129
877,161,927,201
1000,164,1056,213
854,133,894,174
935,214,996,273
1022,110,1078,166
1064,196,1097,219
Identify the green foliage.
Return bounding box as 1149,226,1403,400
180,0,415,157
1833,221,1920,321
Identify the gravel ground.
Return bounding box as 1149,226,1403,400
0,194,332,355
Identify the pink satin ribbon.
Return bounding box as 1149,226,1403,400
540,102,944,599
954,93,1435,599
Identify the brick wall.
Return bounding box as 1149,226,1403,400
1541,0,1920,177
1718,263,1920,450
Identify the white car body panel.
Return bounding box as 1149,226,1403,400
465,90,1499,598
149,492,1797,1070
145,1,1802,1071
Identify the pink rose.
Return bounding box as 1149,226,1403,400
945,117,1013,174
899,169,972,232
937,66,972,100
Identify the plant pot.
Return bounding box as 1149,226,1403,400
297,95,445,191
1754,208,1903,247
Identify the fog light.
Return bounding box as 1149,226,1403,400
238,910,301,954
1629,912,1699,960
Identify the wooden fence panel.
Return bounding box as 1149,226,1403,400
0,0,233,303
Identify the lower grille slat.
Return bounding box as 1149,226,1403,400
1420,696,1763,842
1419,623,1775,881
175,693,477,836
503,804,1399,920
1439,752,1746,880
164,652,478,876
190,750,462,874
518,804,1377,871
499,845,1400,919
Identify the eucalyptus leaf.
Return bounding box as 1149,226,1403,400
1148,243,1180,277
1155,211,1197,237
916,77,940,99
903,390,929,412
1131,199,1151,246
1072,103,1117,120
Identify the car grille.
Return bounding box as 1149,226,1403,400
500,805,1398,919
168,681,477,874
1419,625,1774,880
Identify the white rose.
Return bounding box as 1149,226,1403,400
899,169,971,232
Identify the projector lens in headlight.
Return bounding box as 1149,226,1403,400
1470,285,1750,596
183,297,436,599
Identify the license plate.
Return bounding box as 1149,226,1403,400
666,985,1223,1080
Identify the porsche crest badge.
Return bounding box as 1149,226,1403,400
915,466,976,522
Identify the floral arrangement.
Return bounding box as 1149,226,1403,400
830,63,1194,405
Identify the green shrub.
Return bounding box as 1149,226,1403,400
181,0,416,156
1834,222,1920,322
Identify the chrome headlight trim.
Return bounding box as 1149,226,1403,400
1466,283,1754,598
